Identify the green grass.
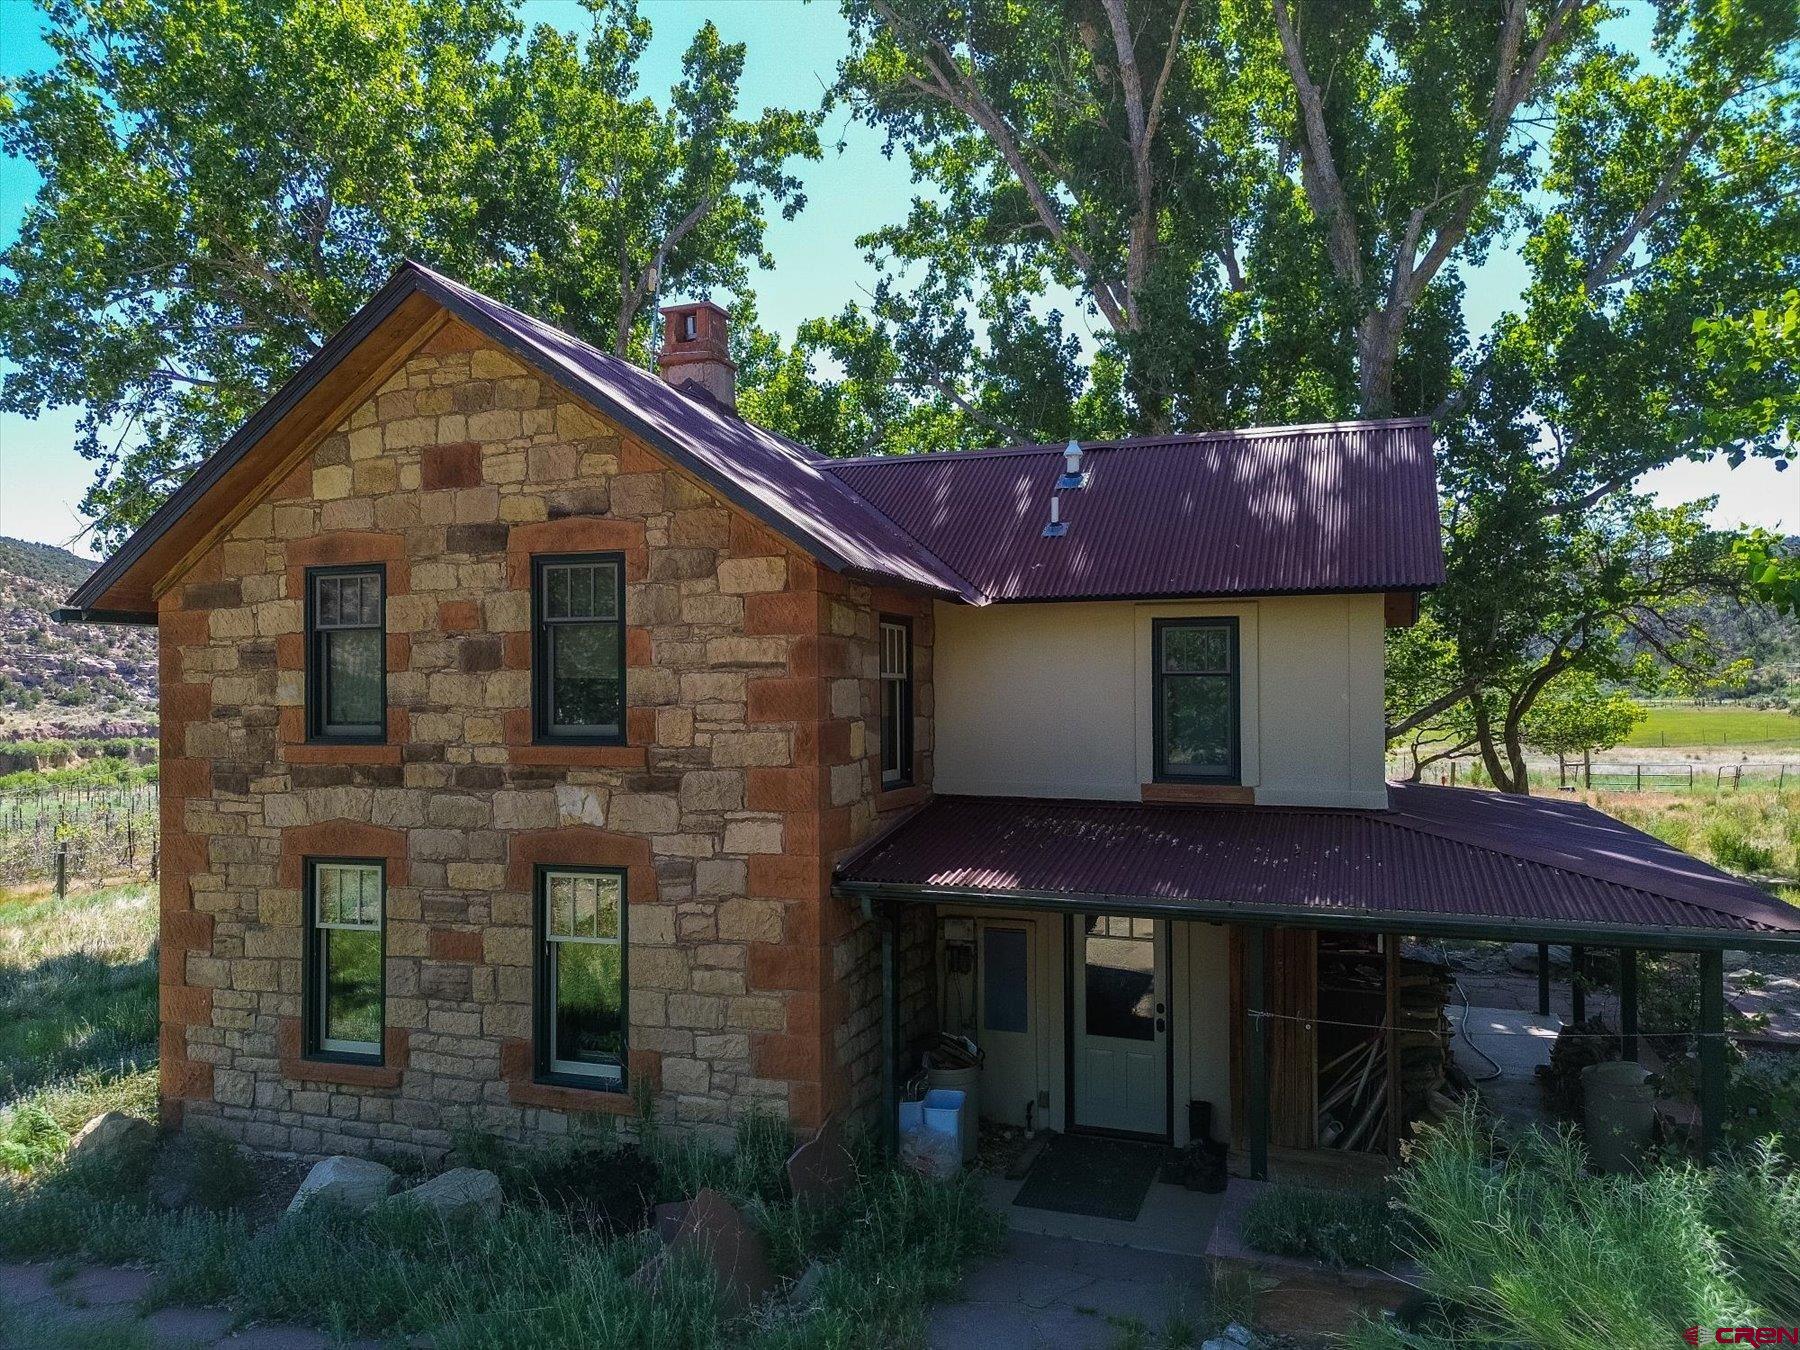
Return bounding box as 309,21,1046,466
0,881,158,1108
1343,1106,1800,1349
1623,703,1800,748
1598,790,1800,884
0,1113,1005,1350
1239,1184,1399,1270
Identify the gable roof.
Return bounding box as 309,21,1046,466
824,422,1445,602
836,786,1800,949
64,261,977,619
62,263,1443,619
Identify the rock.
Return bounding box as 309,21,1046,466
390,1167,503,1221
789,1261,828,1307
1506,942,1570,974
653,1199,688,1244
1223,1324,1257,1347
286,1156,397,1216
661,1187,777,1314
66,1113,154,1170
786,1114,855,1206
1202,1340,1234,1350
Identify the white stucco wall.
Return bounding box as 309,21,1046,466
933,595,1389,808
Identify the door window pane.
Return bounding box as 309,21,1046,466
982,927,1028,1034
1084,917,1155,1042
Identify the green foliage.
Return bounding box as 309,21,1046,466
1522,672,1646,760
1704,819,1778,874
1239,1184,1399,1270
1733,525,1800,618
1345,1105,1800,1349
1,0,820,545
0,1103,70,1174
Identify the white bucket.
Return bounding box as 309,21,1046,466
921,1088,966,1146
927,1066,982,1162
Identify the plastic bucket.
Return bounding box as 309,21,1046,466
928,1065,982,1162
897,1098,925,1134
921,1088,966,1152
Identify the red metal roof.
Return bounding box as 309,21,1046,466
835,787,1800,944
824,423,1445,602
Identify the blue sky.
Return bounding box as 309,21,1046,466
1,0,1791,557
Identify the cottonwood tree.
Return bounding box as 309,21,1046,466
0,0,819,546
1521,671,1647,785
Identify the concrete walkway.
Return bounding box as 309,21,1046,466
0,1261,379,1349
928,1229,1210,1350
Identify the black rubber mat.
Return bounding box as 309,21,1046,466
1011,1132,1168,1222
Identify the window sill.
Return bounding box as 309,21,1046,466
1141,782,1255,805
276,1021,408,1088
874,782,929,813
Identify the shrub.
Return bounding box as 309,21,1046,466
1344,1104,1799,1349
0,1103,69,1174
1704,819,1777,874
1239,1184,1399,1270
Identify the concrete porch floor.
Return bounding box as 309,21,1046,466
1449,1001,1558,1132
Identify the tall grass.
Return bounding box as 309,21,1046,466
0,1110,1003,1350
1345,1105,1800,1349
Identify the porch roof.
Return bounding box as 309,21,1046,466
834,786,1800,950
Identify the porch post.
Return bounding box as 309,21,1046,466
880,907,899,1158
1699,948,1725,1159
1619,948,1639,1062
1246,924,1270,1183
1570,945,1586,1024
1536,943,1551,1017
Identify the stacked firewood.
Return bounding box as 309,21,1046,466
1317,953,1457,1150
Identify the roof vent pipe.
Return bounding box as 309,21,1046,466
1057,439,1088,490
1042,494,1067,538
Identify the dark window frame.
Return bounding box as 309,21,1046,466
1151,616,1241,784
532,863,630,1092
878,615,914,789
304,563,387,744
530,552,627,745
302,856,386,1066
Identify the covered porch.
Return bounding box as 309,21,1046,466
836,785,1800,1188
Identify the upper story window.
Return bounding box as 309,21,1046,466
879,616,913,788
306,859,385,1062
1153,617,1239,783
537,866,626,1089
307,566,385,741
533,554,625,743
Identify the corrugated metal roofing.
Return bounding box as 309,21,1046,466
824,424,1445,602
835,787,1800,942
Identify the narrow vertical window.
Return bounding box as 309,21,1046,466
879,617,913,788
306,860,384,1061
1153,617,1240,782
533,555,625,742
537,867,626,1087
306,566,385,741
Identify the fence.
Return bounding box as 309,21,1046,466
0,784,159,888
1398,759,1800,793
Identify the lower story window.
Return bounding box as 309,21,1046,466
538,866,626,1087
307,860,384,1060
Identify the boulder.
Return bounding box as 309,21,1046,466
785,1114,855,1206
286,1156,397,1217
1506,942,1570,975
643,1188,777,1314
66,1113,154,1170
789,1261,828,1307
391,1167,503,1221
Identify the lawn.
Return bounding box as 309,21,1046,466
0,881,158,1107
1624,703,1800,749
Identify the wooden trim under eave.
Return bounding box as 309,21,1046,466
146,304,451,604
1383,591,1420,628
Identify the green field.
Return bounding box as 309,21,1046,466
1624,704,1800,749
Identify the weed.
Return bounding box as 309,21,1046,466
1240,1183,1399,1269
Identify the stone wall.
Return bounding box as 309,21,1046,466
156,316,934,1157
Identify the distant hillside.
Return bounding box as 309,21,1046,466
0,536,156,739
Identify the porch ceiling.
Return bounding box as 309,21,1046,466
834,786,1800,951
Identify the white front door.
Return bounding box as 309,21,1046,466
1073,914,1168,1136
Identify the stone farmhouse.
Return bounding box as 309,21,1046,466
61,262,1800,1170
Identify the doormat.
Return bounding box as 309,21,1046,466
1011,1133,1168,1222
